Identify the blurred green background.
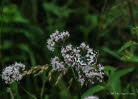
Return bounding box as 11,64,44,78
0,0,138,99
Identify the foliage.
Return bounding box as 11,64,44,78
0,0,138,99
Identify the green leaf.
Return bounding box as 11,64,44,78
44,95,49,99
104,66,116,76
121,51,138,62
0,5,28,23
88,15,98,29
43,3,72,18
103,47,120,59
104,66,116,71
0,41,13,50
118,41,138,53
10,82,21,99
122,55,138,62
18,44,36,65
107,67,134,99
81,85,105,99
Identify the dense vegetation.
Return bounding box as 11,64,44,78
0,0,138,99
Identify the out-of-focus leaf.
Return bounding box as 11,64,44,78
121,51,138,62
81,85,105,99
101,5,120,30
1,26,43,46
132,27,138,38
0,5,28,23
18,44,36,65
107,67,134,99
122,55,138,63
0,41,13,50
43,3,72,18
44,95,49,99
87,15,98,29
118,41,138,53
10,82,18,94
103,47,120,59
104,66,116,76
10,82,21,99
104,66,116,71
20,85,37,99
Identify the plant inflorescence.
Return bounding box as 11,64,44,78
1,30,104,87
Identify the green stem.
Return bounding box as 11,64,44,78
8,88,14,99
71,67,77,79
31,0,37,23
20,84,37,99
127,0,135,26
40,80,46,99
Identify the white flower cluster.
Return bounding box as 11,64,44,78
61,44,80,66
47,30,104,86
47,30,70,51
76,43,98,67
14,62,25,71
60,43,104,86
51,56,65,71
77,64,104,86
84,96,99,99
74,43,104,86
2,62,25,84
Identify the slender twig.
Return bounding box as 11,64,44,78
40,70,47,99
22,65,48,76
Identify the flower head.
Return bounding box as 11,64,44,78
77,64,104,86
47,30,70,51
2,62,25,84
60,43,104,86
76,43,98,67
61,44,80,66
51,56,65,71
14,62,26,71
84,96,99,99
74,43,103,86
47,30,104,86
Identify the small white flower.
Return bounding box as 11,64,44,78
47,30,70,51
79,42,89,50
14,62,25,71
61,44,80,66
77,70,85,86
84,96,99,99
77,43,98,67
2,62,25,84
76,64,104,86
51,56,65,71
47,39,55,51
